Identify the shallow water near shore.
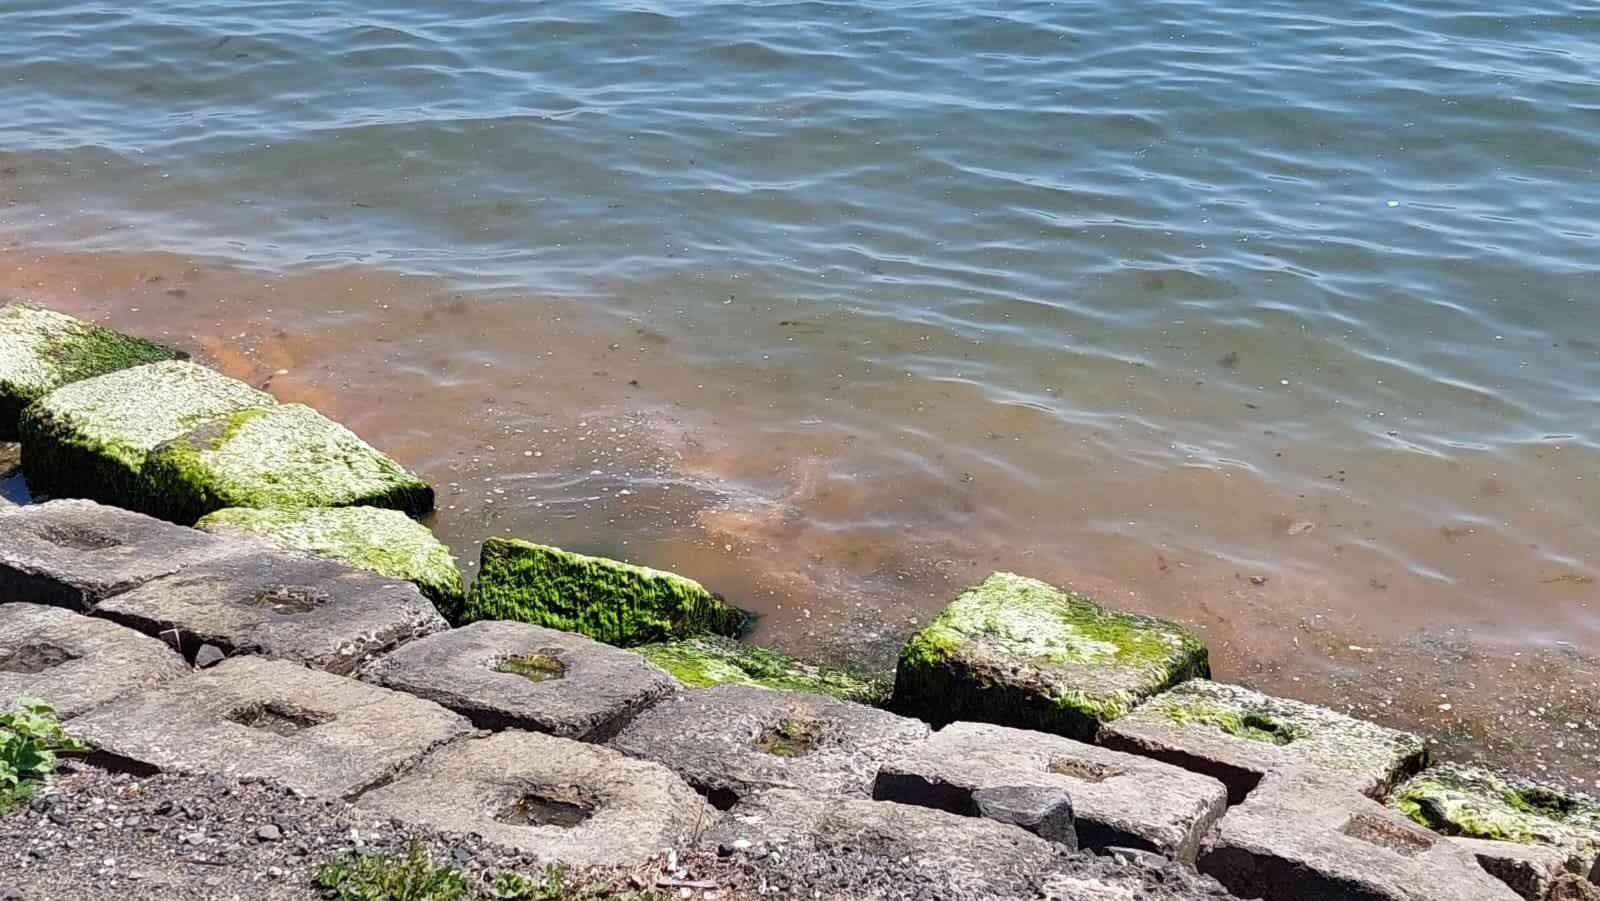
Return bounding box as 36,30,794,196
1,0,1597,784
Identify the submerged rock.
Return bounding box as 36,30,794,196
1390,764,1600,878
0,303,183,440
144,403,433,524
18,360,272,516
463,537,746,647
890,572,1209,740
636,636,888,704
196,506,464,621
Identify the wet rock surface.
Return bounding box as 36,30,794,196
93,546,448,672
66,656,473,799
0,603,189,719
360,620,677,740
609,683,930,809
637,635,889,704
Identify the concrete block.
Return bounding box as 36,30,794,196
1451,837,1579,901
0,603,188,719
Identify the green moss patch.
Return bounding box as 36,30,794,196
1391,764,1600,865
463,538,746,647
636,636,889,704
1164,701,1306,746
18,360,273,514
890,572,1209,739
196,506,465,621
0,303,184,440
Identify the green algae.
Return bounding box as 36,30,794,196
1391,764,1600,862
144,403,434,524
494,654,567,683
0,304,183,440
890,572,1210,739
196,506,466,621
1163,701,1306,746
462,537,747,647
18,360,273,514
636,636,890,704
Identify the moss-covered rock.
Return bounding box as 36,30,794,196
195,506,465,622
890,572,1209,740
141,403,433,524
636,636,889,704
0,304,184,440
1391,764,1600,874
18,360,273,514
463,537,746,647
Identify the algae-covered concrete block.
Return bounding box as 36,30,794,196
1197,768,1521,901
358,731,713,868
94,546,449,674
609,683,929,809
636,636,887,704
0,304,184,440
360,620,677,741
1100,679,1427,803
0,499,229,610
464,537,746,647
145,403,434,524
68,656,473,799
891,572,1209,740
196,506,463,621
1390,764,1600,881
18,360,273,517
0,603,189,719
874,720,1226,862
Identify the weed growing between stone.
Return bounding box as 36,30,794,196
314,841,666,900
0,697,84,812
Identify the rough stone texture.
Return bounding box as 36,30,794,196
609,683,930,809
196,506,464,622
874,720,1227,862
0,303,184,441
1100,678,1428,803
360,620,677,741
0,603,188,719
93,546,449,674
18,360,273,518
891,572,1209,740
1451,837,1579,901
359,730,713,868
144,403,434,525
464,536,746,647
0,499,230,611
66,656,473,799
972,784,1078,849
1390,764,1600,881
637,635,889,704
707,789,1067,898
1197,768,1522,901
0,441,22,507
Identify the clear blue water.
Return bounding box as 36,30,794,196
1,1,1597,745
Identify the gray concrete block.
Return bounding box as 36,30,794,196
0,603,188,719
1099,678,1427,802
873,720,1226,862
1451,837,1579,901
0,500,228,610
67,656,473,799
94,547,449,674
358,730,714,868
360,620,677,741
1196,768,1522,901
609,683,930,809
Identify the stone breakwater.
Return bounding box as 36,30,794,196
1,302,1599,901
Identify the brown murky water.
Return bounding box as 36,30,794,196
3,244,1595,788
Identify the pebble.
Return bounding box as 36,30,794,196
256,824,283,842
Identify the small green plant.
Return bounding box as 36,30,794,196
315,841,468,901
0,698,84,812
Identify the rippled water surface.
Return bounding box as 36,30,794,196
2,1,1597,779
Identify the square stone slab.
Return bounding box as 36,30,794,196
358,730,713,868
609,683,930,809
874,720,1227,862
0,500,230,610
93,547,449,674
67,656,473,799
0,603,189,719
1100,678,1428,803
1197,768,1521,901
360,620,677,741
1451,837,1581,901
892,572,1210,740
